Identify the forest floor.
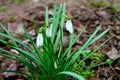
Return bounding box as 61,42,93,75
0,0,120,80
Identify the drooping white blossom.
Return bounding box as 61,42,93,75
46,24,52,37
65,20,73,33
33,0,39,3
36,34,43,47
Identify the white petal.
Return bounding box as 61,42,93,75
46,24,52,37
33,0,39,2
66,20,73,33
36,34,43,47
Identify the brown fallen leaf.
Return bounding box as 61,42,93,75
10,49,19,55
73,20,83,32
7,22,24,37
62,36,69,48
3,62,17,78
106,46,120,60
94,78,101,80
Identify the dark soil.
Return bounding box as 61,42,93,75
0,0,120,80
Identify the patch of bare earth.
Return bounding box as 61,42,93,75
0,0,120,80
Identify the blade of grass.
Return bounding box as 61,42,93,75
80,37,112,64
0,70,31,78
60,3,66,28
80,25,101,52
10,45,47,71
45,6,49,26
0,49,20,61
0,32,35,54
58,3,66,57
53,4,57,19
71,25,102,58
51,3,57,44
67,30,74,58
61,26,87,60
0,38,7,44
23,26,43,60
54,29,60,53
67,26,109,70
53,4,66,53
51,5,62,43
58,71,85,80
88,29,109,46
64,50,90,70
0,48,39,75
0,22,18,46
32,19,39,33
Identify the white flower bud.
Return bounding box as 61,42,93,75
66,20,73,33
46,24,52,37
36,34,43,47
33,0,39,2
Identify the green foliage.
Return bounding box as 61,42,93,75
89,0,114,8
89,53,106,67
8,16,16,22
106,59,113,65
0,6,9,12
113,6,120,12
89,1,109,8
89,0,120,12
12,0,24,5
73,61,95,80
0,3,111,80
116,15,120,20
73,53,108,80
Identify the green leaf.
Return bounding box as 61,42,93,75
45,6,49,26
79,37,112,65
62,26,87,60
0,32,34,53
106,59,113,65
22,26,42,61
58,71,85,80
51,5,62,43
88,28,109,45
0,22,18,46
80,25,101,52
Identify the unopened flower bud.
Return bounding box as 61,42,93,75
36,34,43,47
46,24,52,37
65,20,73,33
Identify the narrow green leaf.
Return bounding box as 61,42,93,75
61,26,87,60
80,25,101,51
0,70,30,78
45,6,49,26
54,30,60,53
23,26,42,60
0,22,18,46
79,37,112,65
0,49,20,61
60,3,66,28
65,50,90,70
0,32,34,54
58,71,85,80
88,29,109,45
51,5,62,43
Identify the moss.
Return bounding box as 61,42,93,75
0,6,9,12
113,6,120,12
90,1,110,8
8,16,16,22
12,0,25,5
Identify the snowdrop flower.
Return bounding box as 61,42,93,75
36,34,43,47
33,0,39,3
65,20,73,33
46,24,52,37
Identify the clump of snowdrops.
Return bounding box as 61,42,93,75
0,3,111,80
